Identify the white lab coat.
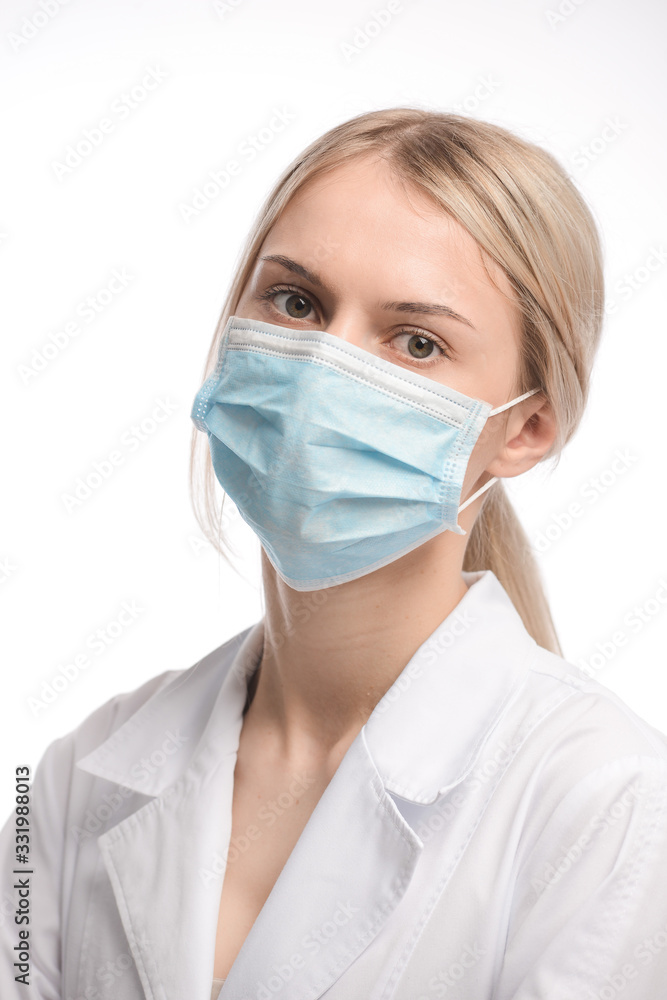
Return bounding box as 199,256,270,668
2,568,667,1000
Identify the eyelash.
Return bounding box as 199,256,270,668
256,284,452,367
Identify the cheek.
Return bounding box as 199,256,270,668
463,419,505,478
473,416,505,458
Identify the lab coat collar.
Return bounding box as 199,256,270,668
365,567,537,803
77,568,537,806
76,622,262,797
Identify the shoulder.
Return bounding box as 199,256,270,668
60,667,181,763
491,652,667,998
490,642,667,850
523,643,667,765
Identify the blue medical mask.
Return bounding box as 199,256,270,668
191,315,539,591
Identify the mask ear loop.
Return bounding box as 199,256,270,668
457,388,541,514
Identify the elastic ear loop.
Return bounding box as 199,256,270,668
458,388,541,513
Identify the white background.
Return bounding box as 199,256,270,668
1,0,666,821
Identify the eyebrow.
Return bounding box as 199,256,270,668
258,254,476,329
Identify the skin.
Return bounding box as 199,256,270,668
231,152,558,785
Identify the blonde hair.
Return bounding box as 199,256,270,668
189,108,605,656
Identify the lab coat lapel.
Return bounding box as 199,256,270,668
97,740,240,1000
221,728,423,1000
95,712,422,1000
78,623,263,1000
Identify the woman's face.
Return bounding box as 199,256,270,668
234,154,546,506
236,154,524,408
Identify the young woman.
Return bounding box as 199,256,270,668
3,109,667,1000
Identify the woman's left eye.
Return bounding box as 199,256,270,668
392,331,451,366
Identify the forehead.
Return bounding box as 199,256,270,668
261,154,516,308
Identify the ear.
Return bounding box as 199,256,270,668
485,396,557,480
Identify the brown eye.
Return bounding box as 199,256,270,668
281,292,312,320
256,284,320,324
390,330,451,367
407,334,436,359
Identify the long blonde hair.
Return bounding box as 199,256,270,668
189,109,605,656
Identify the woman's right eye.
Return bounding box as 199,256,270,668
257,285,316,321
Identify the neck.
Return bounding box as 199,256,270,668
242,532,470,772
